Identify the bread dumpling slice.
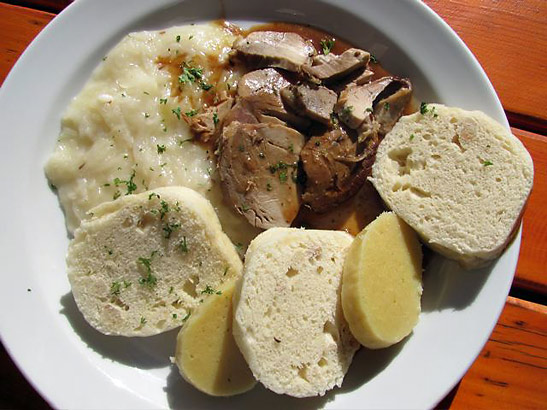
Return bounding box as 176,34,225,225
232,228,359,398
175,278,256,396
67,186,242,336
371,104,534,268
342,212,423,349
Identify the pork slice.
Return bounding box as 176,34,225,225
303,48,370,82
281,84,337,125
301,128,379,213
233,31,316,72
218,122,305,229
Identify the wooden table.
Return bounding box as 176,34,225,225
1,1,545,408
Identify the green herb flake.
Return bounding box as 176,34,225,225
171,106,182,120
104,246,113,256
157,144,167,154
410,134,415,141
137,252,158,288
200,82,213,91
212,112,219,125
179,236,189,253
178,64,203,85
110,281,122,296
148,192,160,200
144,113,150,118
201,285,222,295
266,182,272,191
113,191,121,200
370,54,378,63
140,316,147,325
288,143,294,153
159,200,169,220
159,98,168,105
483,160,494,167
384,102,390,110
223,266,229,276
113,170,137,195
320,38,335,55
169,286,174,294
185,109,198,117
420,102,429,115
179,138,192,146
176,35,181,42
279,170,288,183
182,311,191,322
163,223,180,239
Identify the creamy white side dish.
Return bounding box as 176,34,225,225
45,23,260,246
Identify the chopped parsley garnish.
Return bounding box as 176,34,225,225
384,102,390,110
171,107,182,120
182,311,191,322
289,143,294,153
483,160,494,166
241,203,249,212
159,200,169,219
176,35,181,42
266,182,272,191
163,223,180,239
212,112,219,125
188,35,193,40
279,170,288,183
113,170,137,196
172,313,178,319
137,251,158,288
235,243,243,252
140,316,147,325
179,138,192,146
159,98,168,104
320,38,335,55
157,144,166,154
148,192,160,200
339,105,354,121
420,102,429,115
110,281,121,296
200,82,213,91
201,285,222,295
178,64,203,85
238,144,245,152
185,109,198,117
179,236,188,253
113,191,121,200
370,53,378,63
410,134,415,141
144,112,150,118
169,286,174,294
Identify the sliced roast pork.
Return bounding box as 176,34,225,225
280,84,337,125
218,121,305,229
232,31,316,72
301,128,379,212
303,48,370,82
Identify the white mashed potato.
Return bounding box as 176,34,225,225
45,23,260,247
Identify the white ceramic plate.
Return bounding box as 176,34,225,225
0,0,517,408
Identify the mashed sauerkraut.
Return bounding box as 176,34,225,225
45,23,260,247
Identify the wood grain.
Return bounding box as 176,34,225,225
449,297,547,409
514,129,547,294
0,3,53,85
425,0,547,127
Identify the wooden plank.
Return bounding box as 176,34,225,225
0,3,54,85
3,0,70,13
448,297,547,409
513,129,547,294
425,0,547,128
